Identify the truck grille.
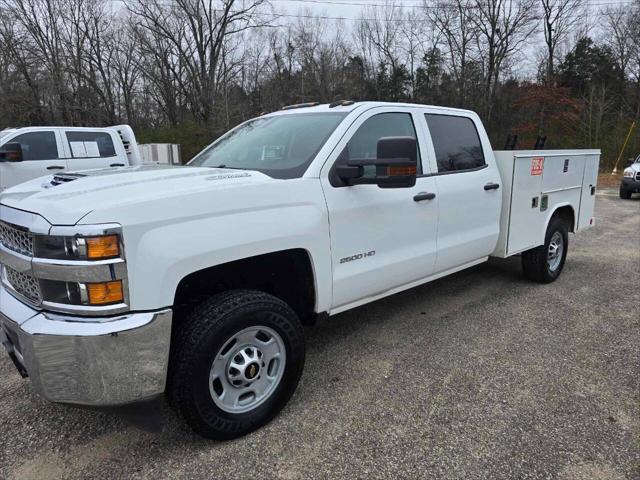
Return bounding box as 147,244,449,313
4,266,42,303
0,221,33,256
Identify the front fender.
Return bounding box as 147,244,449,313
80,179,333,314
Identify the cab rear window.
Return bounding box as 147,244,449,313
66,131,116,158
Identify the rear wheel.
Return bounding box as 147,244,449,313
619,187,632,199
169,290,305,440
522,216,569,283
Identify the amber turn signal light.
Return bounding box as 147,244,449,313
86,280,124,305
388,165,417,176
86,235,119,259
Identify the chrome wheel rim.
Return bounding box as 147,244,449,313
209,326,286,414
547,231,564,272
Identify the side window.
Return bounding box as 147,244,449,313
66,131,116,158
10,132,58,161
337,112,421,177
425,114,485,173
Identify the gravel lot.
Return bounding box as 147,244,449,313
1,189,638,480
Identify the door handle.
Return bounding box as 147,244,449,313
46,165,65,170
413,192,436,202
110,163,125,167
484,183,500,191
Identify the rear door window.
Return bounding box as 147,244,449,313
425,114,485,173
10,131,59,161
66,131,116,158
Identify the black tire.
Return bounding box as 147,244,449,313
169,289,305,440
521,216,569,283
619,187,632,199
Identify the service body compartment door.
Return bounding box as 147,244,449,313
541,155,585,193
505,155,544,255
577,154,599,230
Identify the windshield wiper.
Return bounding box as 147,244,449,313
211,164,246,170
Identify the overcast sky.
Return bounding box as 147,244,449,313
272,0,634,23
266,0,635,78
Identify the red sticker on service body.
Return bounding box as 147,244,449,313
531,156,544,175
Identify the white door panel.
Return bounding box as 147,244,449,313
578,154,599,230
421,111,502,273
433,168,501,271
325,178,439,308
0,130,67,191
64,130,121,171
320,108,439,310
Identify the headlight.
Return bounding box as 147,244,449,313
0,219,128,315
39,279,125,307
623,169,635,178
34,234,121,260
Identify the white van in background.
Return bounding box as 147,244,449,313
0,125,142,192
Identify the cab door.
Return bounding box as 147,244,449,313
63,129,122,171
0,129,67,191
320,107,439,311
422,112,502,273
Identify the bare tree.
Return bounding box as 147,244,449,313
132,20,185,126
3,0,70,122
357,2,405,98
603,4,637,84
428,0,478,105
62,0,119,124
400,9,429,100
472,0,538,121
540,0,583,84
128,0,269,126
0,7,44,123
112,22,142,126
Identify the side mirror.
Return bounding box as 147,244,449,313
374,136,417,188
335,136,417,189
0,142,23,162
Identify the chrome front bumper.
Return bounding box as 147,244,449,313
0,284,172,406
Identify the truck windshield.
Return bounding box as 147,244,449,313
189,113,347,179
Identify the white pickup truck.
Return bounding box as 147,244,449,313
0,125,142,192
0,102,599,439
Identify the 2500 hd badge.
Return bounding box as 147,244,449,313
340,250,376,264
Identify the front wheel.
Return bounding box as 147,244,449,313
169,290,305,440
521,216,569,283
619,187,632,199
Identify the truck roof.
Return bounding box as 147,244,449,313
269,101,477,117
1,126,120,131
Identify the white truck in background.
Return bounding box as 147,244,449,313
0,102,599,440
0,125,142,192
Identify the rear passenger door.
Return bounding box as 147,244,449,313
422,112,502,273
64,130,122,171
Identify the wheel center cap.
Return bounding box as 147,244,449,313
245,362,260,380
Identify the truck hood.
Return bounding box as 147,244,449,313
0,165,273,225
